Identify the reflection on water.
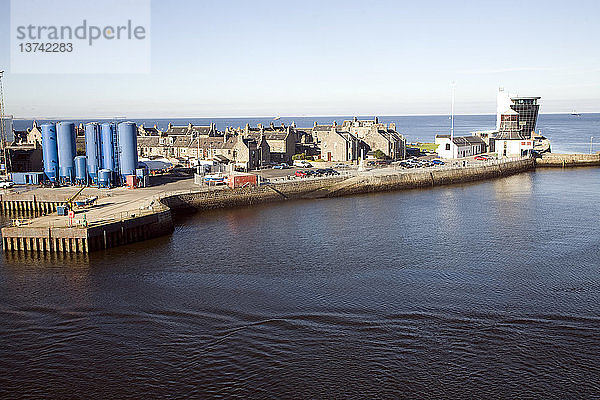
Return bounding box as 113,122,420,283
1,168,600,399
3,251,90,268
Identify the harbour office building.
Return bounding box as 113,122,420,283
496,89,540,139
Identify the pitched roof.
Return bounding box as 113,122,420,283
377,129,404,143
452,136,486,146
246,132,288,141
313,124,334,131
139,125,161,134
191,126,213,135
165,126,189,135
137,135,234,149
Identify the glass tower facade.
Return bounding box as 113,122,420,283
510,97,540,139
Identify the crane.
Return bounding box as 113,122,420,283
64,185,87,211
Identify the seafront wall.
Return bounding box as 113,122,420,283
325,158,534,197
160,158,535,212
535,153,600,167
159,178,346,212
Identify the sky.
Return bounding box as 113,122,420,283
0,0,599,118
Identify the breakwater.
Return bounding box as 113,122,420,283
536,153,600,167
0,158,535,253
160,158,535,212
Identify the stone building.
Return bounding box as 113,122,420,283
7,123,43,172
318,128,360,162
137,134,268,171
342,117,406,160
313,117,406,161
243,123,295,163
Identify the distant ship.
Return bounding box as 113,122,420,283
273,116,281,121
571,110,582,116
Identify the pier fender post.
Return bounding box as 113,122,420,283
429,172,435,187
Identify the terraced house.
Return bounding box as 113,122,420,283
313,117,406,162
318,126,360,162
241,122,295,163
342,117,406,160
137,134,268,171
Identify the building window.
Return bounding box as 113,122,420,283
445,143,450,150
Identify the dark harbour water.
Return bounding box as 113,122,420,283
1,167,600,399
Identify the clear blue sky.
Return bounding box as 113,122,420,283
1,0,599,118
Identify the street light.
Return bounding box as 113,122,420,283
591,136,595,154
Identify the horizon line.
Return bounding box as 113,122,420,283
8,111,598,121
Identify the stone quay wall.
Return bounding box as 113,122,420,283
536,153,600,167
161,159,535,212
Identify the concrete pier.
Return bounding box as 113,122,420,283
1,185,174,253
1,209,173,253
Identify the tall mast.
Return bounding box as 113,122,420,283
450,82,455,141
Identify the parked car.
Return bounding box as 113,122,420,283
293,160,313,168
0,181,14,189
314,168,339,176
333,163,349,169
374,159,391,166
474,155,487,161
295,170,309,177
273,163,290,169
431,159,445,165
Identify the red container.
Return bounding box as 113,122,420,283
126,175,139,188
226,173,257,189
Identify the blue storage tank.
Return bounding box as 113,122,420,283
117,122,138,180
57,121,76,182
98,169,112,188
41,123,58,182
74,156,87,183
100,123,115,172
85,123,100,182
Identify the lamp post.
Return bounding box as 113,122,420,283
591,136,594,154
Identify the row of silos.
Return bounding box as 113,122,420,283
41,121,138,186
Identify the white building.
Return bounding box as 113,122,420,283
495,132,534,158
495,107,534,157
435,135,487,159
